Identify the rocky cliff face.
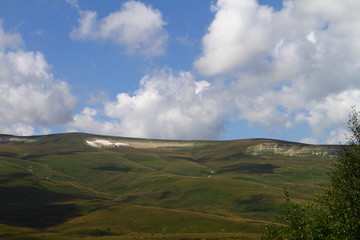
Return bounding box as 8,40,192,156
246,142,341,157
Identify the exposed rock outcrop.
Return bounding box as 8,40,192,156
246,142,341,157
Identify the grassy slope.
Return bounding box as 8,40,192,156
0,133,340,239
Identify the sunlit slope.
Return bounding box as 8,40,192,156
0,133,341,239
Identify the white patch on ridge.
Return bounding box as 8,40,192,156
86,139,129,148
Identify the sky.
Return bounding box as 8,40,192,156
0,0,359,144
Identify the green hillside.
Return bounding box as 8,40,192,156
0,133,341,239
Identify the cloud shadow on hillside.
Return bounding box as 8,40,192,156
0,186,82,229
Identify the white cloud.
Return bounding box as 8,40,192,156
69,70,231,140
71,10,97,40
194,0,273,76
306,31,317,44
0,24,77,136
69,0,360,143
70,1,168,57
295,90,360,141
66,0,80,10
193,0,360,143
0,123,35,136
0,20,23,50
3,0,355,142
68,107,121,135
326,128,349,145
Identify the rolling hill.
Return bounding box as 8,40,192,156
0,133,342,240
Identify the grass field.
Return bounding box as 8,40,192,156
0,133,341,239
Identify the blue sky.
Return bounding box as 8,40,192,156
0,0,359,144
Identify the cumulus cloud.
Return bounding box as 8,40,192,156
193,0,360,143
0,23,76,136
68,107,121,135
70,0,168,56
69,70,231,140
2,0,351,142
195,0,273,76
69,0,360,143
296,90,360,140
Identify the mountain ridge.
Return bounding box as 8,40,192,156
0,132,343,239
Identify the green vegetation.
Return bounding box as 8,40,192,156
0,132,341,239
262,107,360,239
